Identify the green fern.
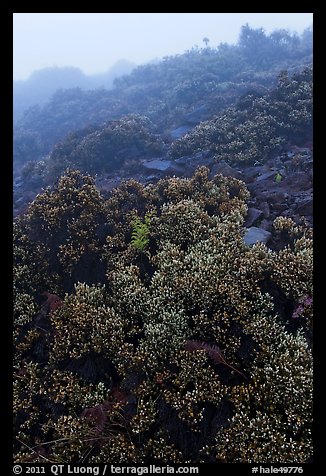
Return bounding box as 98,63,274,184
130,213,152,251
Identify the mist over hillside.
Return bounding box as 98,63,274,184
14,25,312,171
13,59,136,122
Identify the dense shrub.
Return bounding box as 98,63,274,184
14,168,312,463
21,115,164,185
169,67,312,164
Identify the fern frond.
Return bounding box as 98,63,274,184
185,340,248,380
81,388,129,445
130,213,152,251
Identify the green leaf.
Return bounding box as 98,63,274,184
130,213,151,251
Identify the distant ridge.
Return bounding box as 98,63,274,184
13,60,136,122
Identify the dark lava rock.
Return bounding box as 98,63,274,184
209,161,243,180
244,208,263,228
240,165,269,183
244,227,272,246
256,171,276,182
273,202,288,213
142,174,160,183
185,104,210,124
280,172,312,192
170,125,192,140
259,219,273,231
295,197,313,216
174,156,191,166
258,201,270,218
142,159,184,175
259,191,288,204
172,151,214,177
96,178,122,193
142,159,174,172
174,150,211,166
265,156,284,169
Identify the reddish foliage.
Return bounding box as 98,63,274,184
111,387,128,405
81,387,128,442
185,340,248,380
42,292,63,313
155,370,171,386
292,295,313,319
81,401,112,435
185,340,224,364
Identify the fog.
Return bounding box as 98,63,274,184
13,13,313,81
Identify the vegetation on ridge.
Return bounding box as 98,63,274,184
169,67,312,164
14,25,312,168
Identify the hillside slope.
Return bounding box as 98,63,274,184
14,25,312,168
13,24,313,464
13,60,136,123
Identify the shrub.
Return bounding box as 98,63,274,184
13,167,312,463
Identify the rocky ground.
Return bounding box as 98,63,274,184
96,143,313,249
13,143,312,251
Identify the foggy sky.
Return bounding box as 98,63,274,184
13,13,313,81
